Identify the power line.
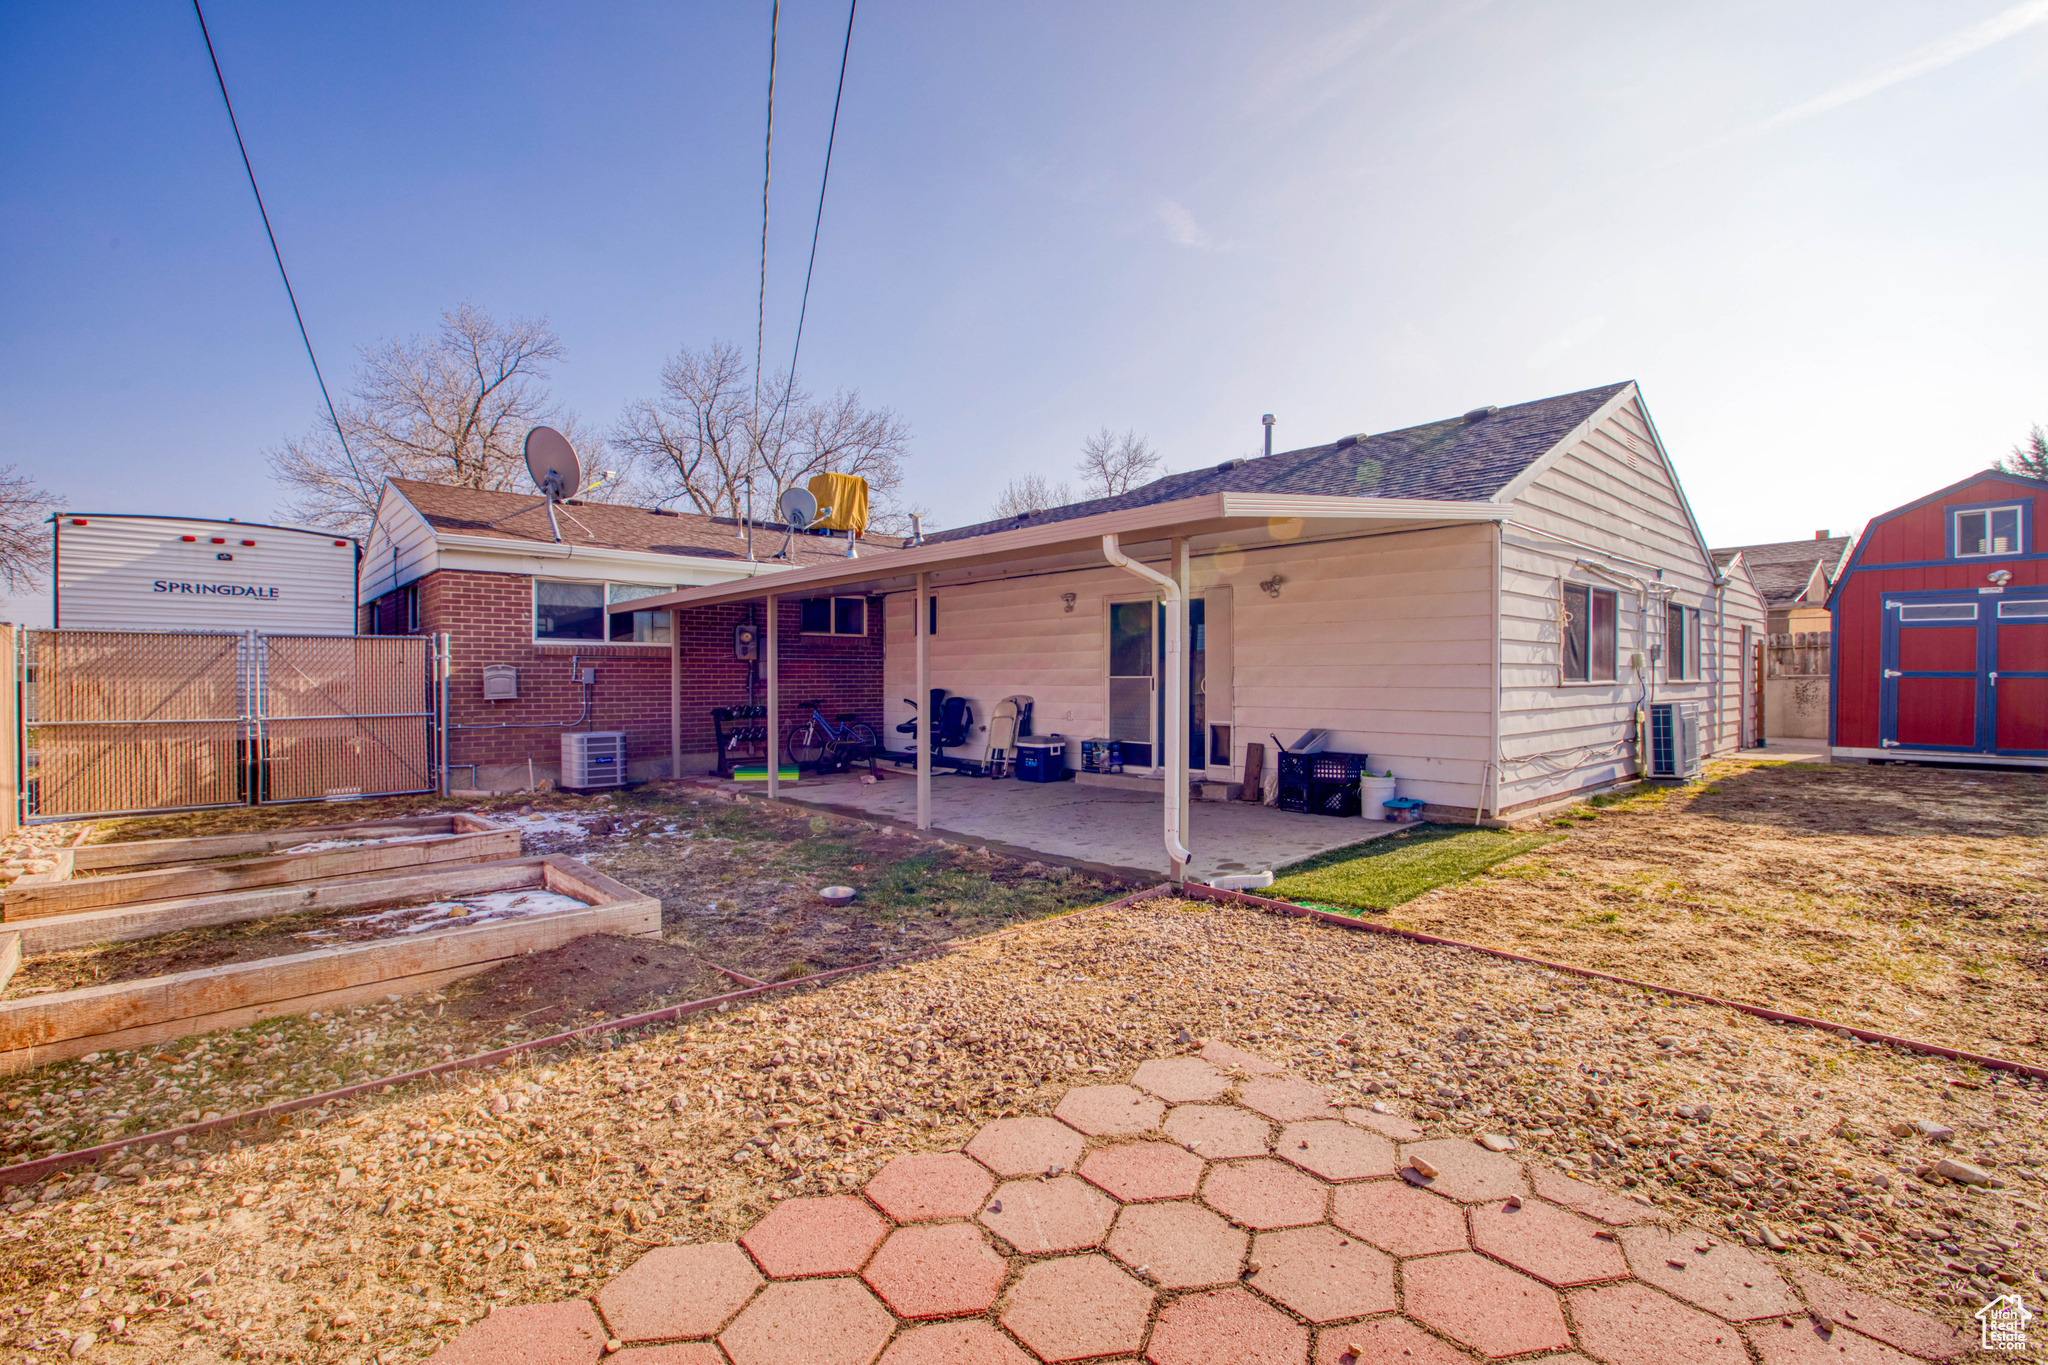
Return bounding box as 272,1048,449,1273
774,0,857,441
754,0,780,422
189,1,361,482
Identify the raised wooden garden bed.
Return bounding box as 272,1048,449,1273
2,814,520,921
0,855,658,1073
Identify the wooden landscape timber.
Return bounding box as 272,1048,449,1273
3,814,519,921
0,855,658,1073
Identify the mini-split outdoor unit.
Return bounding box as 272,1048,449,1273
561,731,627,789
1647,702,1701,780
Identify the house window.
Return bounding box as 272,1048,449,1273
534,580,675,644
1665,603,1701,681
1955,505,2022,557
1563,583,1618,683
401,584,419,633
800,597,868,636
607,584,672,644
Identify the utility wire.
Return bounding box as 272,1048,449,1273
189,0,361,484
772,0,858,446
754,0,780,421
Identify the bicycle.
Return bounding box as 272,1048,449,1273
784,700,881,774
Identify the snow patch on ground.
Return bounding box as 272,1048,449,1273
295,890,591,941
281,833,449,855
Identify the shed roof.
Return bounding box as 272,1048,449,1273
388,479,900,567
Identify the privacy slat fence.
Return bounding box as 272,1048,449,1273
17,630,443,823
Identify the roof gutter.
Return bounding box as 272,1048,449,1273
1100,533,1191,876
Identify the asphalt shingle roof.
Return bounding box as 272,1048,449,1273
390,479,899,567
927,382,1633,544
1709,535,1852,606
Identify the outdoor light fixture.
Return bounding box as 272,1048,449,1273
1061,592,1077,613
1259,574,1286,598
1989,569,2013,586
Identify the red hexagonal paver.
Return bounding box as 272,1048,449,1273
1569,1282,1750,1365
1199,1039,1285,1075
1310,1318,1471,1365
1000,1255,1155,1363
865,1152,996,1223
1404,1251,1570,1358
1247,1225,1394,1323
1328,1179,1468,1257
719,1278,897,1365
1145,1287,1309,1365
1528,1166,1655,1225
980,1175,1117,1255
1274,1120,1397,1182
1202,1159,1328,1229
1236,1076,1338,1122
1080,1141,1206,1202
1397,1138,1527,1202
861,1222,1009,1320
427,1300,607,1365
1470,1197,1629,1288
1163,1104,1271,1160
1105,1200,1247,1289
1617,1226,1796,1322
741,1195,890,1278
1056,1084,1167,1137
1133,1055,1229,1103
610,1346,727,1365
1748,1319,1923,1365
967,1116,1087,1177
597,1242,763,1342
1789,1268,1973,1360
1340,1106,1423,1142
879,1321,1038,1365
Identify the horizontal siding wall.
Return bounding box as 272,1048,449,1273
883,523,1496,811
360,494,441,603
1497,394,1764,810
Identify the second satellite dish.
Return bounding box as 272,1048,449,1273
525,426,582,500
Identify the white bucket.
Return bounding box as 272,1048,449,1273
1359,774,1397,819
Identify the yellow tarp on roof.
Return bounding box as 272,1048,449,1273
807,472,869,535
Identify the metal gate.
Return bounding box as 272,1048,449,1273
18,629,444,822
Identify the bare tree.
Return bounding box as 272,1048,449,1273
0,464,57,591
612,341,913,532
268,304,580,533
991,473,1075,519
1076,426,1162,498
1997,423,2048,480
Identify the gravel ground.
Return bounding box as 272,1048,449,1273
1388,758,2048,1067
3,894,2041,1363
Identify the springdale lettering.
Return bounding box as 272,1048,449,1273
152,581,281,598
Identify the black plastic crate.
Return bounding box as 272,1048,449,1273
1277,749,1370,785
1278,777,1363,817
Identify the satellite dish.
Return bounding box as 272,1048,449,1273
525,427,581,500
777,486,818,529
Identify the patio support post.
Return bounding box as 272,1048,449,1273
765,595,780,800
669,609,682,779
915,570,931,830
1174,537,1191,873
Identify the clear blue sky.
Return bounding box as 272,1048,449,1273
4,1,2046,624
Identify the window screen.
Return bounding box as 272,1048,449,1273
535,581,605,640
608,584,672,644
1564,584,1618,682
1956,506,2022,557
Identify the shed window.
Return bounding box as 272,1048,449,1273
1955,506,2022,557
1896,602,1976,622
1563,583,1618,683
1997,599,2048,618
1665,603,1701,681
801,597,868,636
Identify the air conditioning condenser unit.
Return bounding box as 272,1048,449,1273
561,731,627,789
1647,702,1701,779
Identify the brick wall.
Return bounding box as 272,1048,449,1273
367,569,884,787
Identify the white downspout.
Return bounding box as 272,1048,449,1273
1102,533,1191,878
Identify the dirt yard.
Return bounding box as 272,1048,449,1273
1383,757,2048,1068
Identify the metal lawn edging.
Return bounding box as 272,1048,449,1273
0,884,1167,1189
1175,881,2048,1082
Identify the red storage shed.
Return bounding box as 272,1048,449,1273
1830,470,2048,766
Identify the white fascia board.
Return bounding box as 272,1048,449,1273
631,492,1505,613
431,532,798,586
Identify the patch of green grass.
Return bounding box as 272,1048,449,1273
1265,824,1562,913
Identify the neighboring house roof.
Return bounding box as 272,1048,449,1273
928,381,1635,544
1708,534,1853,607
387,479,899,567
